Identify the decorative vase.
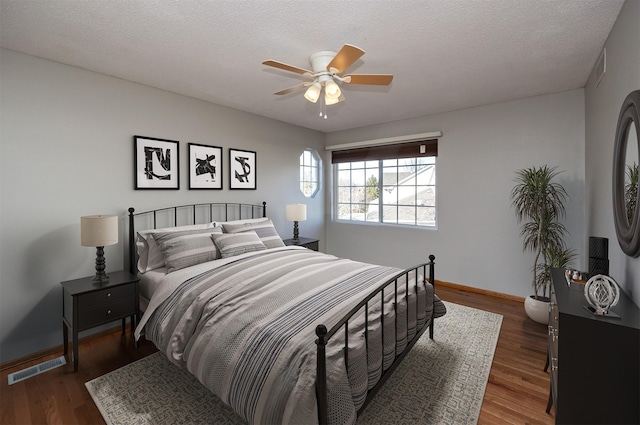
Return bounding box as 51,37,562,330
524,295,550,324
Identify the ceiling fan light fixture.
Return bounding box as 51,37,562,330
325,93,341,105
304,81,321,103
263,44,393,111
324,79,341,100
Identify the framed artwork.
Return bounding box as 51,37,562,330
229,148,257,190
188,143,223,190
134,135,179,189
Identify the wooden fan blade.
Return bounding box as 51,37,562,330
274,82,310,95
327,44,365,74
343,74,394,85
262,60,313,76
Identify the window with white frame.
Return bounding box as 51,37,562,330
332,139,437,227
300,149,321,197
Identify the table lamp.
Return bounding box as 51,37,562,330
81,215,118,283
285,204,307,243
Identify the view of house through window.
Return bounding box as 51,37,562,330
300,149,320,197
335,157,436,227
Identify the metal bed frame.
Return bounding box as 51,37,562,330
127,201,436,425
315,257,435,424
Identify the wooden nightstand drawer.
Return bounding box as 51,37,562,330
78,298,136,330
78,284,135,311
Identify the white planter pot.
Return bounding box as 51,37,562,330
524,295,550,324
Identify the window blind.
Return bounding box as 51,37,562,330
331,139,438,164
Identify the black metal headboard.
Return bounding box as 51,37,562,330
127,202,267,274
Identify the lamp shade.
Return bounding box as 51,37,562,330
304,82,321,103
286,204,307,222
325,94,341,105
81,215,118,247
324,80,341,99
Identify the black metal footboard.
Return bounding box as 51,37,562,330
315,254,436,425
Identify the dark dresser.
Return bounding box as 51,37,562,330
549,268,640,424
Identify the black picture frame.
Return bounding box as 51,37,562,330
188,143,223,190
134,135,179,190
229,148,257,190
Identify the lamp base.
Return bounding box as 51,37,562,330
92,273,110,284
93,246,110,284
293,221,300,243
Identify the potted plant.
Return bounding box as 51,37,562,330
536,245,576,294
511,165,570,324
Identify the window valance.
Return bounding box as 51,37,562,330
330,139,438,163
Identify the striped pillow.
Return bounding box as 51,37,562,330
136,222,215,273
222,218,285,249
152,227,223,273
210,231,267,258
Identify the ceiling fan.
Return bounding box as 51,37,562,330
263,44,393,108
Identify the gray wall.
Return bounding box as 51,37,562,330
0,49,325,363
324,89,586,299
585,0,640,305
2,1,637,365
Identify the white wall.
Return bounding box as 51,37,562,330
585,0,640,305
0,49,325,363
325,90,586,299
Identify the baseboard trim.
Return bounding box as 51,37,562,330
436,279,525,303
0,325,122,372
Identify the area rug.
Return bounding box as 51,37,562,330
86,302,502,425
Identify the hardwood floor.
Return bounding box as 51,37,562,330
0,286,555,425
439,286,555,425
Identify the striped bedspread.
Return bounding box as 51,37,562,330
141,247,441,425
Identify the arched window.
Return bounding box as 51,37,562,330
300,149,321,198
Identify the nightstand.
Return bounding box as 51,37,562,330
283,237,319,251
61,270,139,372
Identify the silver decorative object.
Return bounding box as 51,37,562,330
584,274,620,315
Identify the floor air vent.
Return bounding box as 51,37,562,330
7,355,66,385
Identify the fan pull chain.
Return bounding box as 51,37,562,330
320,96,328,119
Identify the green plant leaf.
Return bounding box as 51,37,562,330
511,165,571,298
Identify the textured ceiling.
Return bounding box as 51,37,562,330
0,0,625,133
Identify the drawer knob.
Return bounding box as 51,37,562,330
107,293,111,298
107,310,112,315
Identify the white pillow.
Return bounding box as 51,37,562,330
136,222,215,273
